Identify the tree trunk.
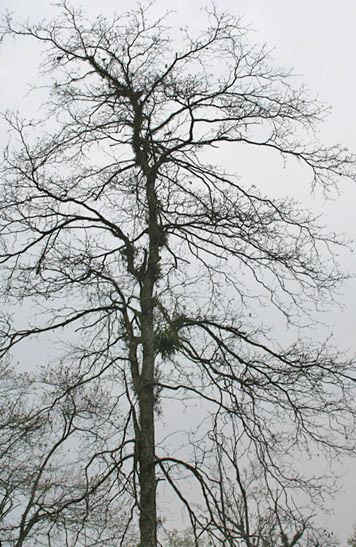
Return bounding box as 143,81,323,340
137,172,160,546
138,273,157,546
137,377,157,546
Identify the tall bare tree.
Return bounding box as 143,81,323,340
0,3,355,545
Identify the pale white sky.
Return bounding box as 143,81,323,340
1,0,356,543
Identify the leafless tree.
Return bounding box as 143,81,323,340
0,2,355,545
0,359,138,546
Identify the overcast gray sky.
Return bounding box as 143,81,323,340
1,0,356,543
